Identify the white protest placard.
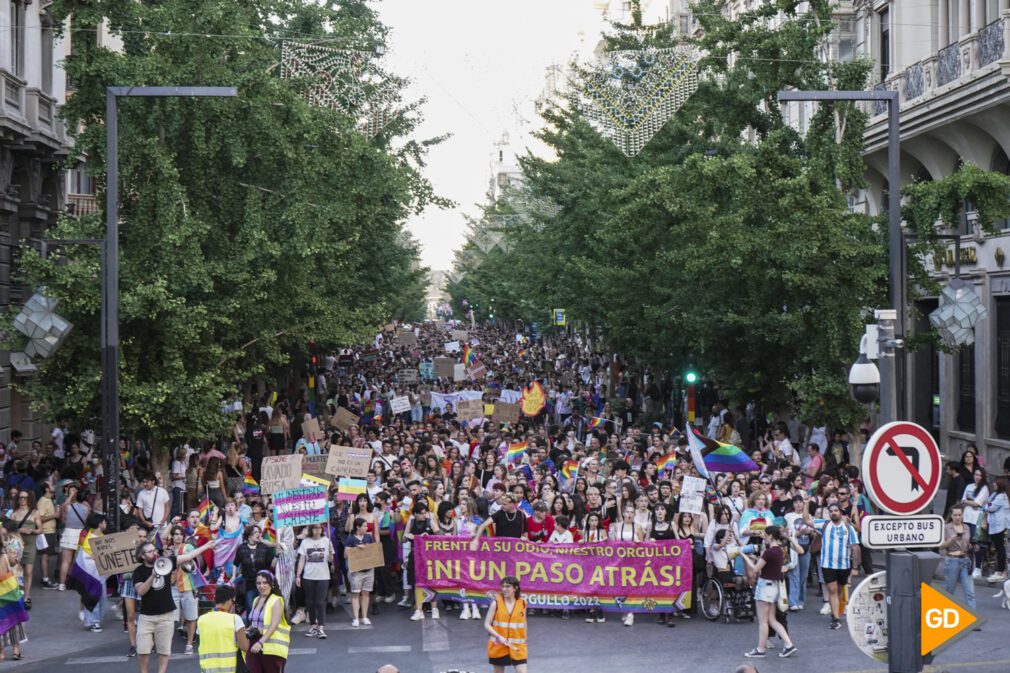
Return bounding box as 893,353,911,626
453,363,466,382
397,329,418,347
389,396,411,415
451,330,468,342
324,445,373,478
678,475,706,514
398,369,419,384
444,341,461,353
261,454,303,494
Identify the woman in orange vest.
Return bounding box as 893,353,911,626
483,575,528,673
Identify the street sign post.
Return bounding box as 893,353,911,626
861,421,941,515
862,515,944,550
859,421,946,673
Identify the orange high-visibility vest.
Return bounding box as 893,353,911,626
487,595,528,661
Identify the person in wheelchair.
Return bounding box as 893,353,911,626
711,529,746,592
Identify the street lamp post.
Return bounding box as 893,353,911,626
777,89,927,673
103,87,237,529
776,89,902,426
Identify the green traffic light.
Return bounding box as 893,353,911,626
685,371,698,384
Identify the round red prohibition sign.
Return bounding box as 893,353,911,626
864,421,941,515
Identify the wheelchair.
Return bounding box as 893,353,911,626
699,576,755,623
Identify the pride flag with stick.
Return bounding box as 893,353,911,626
197,498,213,523
687,424,759,474
0,572,28,635
242,472,259,496
587,416,607,430
462,344,478,368
505,441,528,465
559,460,579,484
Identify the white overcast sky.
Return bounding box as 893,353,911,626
376,1,603,270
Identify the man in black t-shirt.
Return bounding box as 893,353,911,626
469,495,527,550
134,538,215,673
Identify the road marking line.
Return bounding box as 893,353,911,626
827,658,1010,673
421,618,450,652
348,645,412,653
65,648,317,665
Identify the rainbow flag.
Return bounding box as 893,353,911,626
0,572,28,636
690,426,759,474
560,460,579,481
462,344,477,368
517,348,527,358
657,451,678,473
242,472,259,496
588,416,607,430
263,523,276,544
197,498,212,523
338,477,367,501
505,441,527,464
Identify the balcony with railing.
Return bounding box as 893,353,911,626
66,193,99,217
1,70,26,123
866,11,1010,119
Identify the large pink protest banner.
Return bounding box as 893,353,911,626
413,536,692,613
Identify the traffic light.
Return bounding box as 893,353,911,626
684,370,698,384
684,368,697,422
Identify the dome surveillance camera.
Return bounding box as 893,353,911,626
849,353,880,404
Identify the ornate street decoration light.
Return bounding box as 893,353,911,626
13,292,73,359
578,46,699,157
280,42,399,137
929,278,988,347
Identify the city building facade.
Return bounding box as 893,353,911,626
854,0,1010,470
1,0,73,447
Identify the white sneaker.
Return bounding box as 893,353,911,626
987,572,1008,583
291,609,306,625
361,618,371,626
58,583,66,592
622,613,634,626
397,596,412,608
351,619,359,628
305,626,318,637
972,567,982,579
819,603,832,615
410,610,424,621
431,607,440,619
788,605,800,612
383,594,396,603
459,604,470,620
470,605,480,620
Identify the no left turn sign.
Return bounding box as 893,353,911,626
861,421,941,515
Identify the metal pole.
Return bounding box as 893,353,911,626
887,94,904,424
778,89,919,673
777,89,902,424
101,86,237,531
103,89,120,530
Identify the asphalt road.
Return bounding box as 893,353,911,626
14,581,1010,673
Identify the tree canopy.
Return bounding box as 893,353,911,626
448,0,888,428
15,0,442,442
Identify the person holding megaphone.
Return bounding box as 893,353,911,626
132,536,217,673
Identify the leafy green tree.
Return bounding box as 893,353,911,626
454,0,887,429
16,0,441,447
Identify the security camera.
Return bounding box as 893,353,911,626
849,353,880,404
